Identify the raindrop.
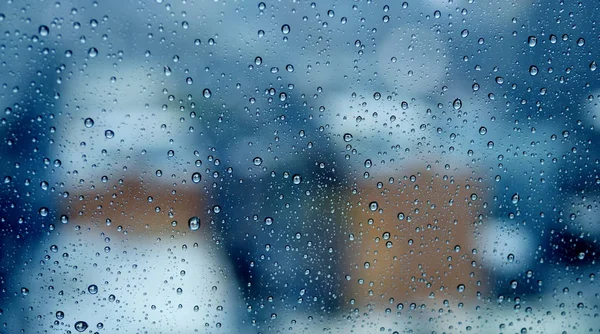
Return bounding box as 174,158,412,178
203,88,211,98
74,321,88,332
104,130,115,139
253,157,263,166
191,172,202,183
512,193,519,204
479,126,487,135
188,216,201,231
373,92,381,100
292,174,302,185
56,311,64,320
88,47,98,58
39,25,49,36
164,65,172,76
281,24,290,34
87,284,98,294
369,201,378,211
507,254,515,263
529,65,538,76
343,133,353,142
453,98,462,110
84,118,94,128
457,284,465,292
265,217,273,226
527,36,537,47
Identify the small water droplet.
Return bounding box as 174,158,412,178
188,216,201,231
453,98,462,110
84,118,94,128
369,201,378,211
39,25,49,36
74,321,88,332
529,65,538,76
527,36,537,47
88,47,98,58
104,130,115,139
253,157,263,166
281,24,290,34
479,126,487,135
203,88,211,98
343,133,353,142
292,174,302,185
192,172,202,183
512,193,519,204
87,284,98,294
164,65,172,76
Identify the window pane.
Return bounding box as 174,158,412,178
0,0,598,332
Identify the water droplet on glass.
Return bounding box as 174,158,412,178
84,118,94,128
39,25,49,36
265,217,273,226
253,157,263,166
457,284,465,292
479,126,487,135
203,88,211,98
286,64,294,72
369,201,378,211
529,65,538,76
511,193,519,204
191,172,202,183
87,284,98,294
281,24,290,34
104,130,114,139
507,254,515,263
186,77,193,85
56,311,64,320
527,36,537,47
74,321,88,332
188,216,201,231
292,174,302,185
577,37,585,47
164,65,172,76
343,133,353,142
453,98,462,110
373,92,381,100
88,47,98,58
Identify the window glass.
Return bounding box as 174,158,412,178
1,0,599,332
